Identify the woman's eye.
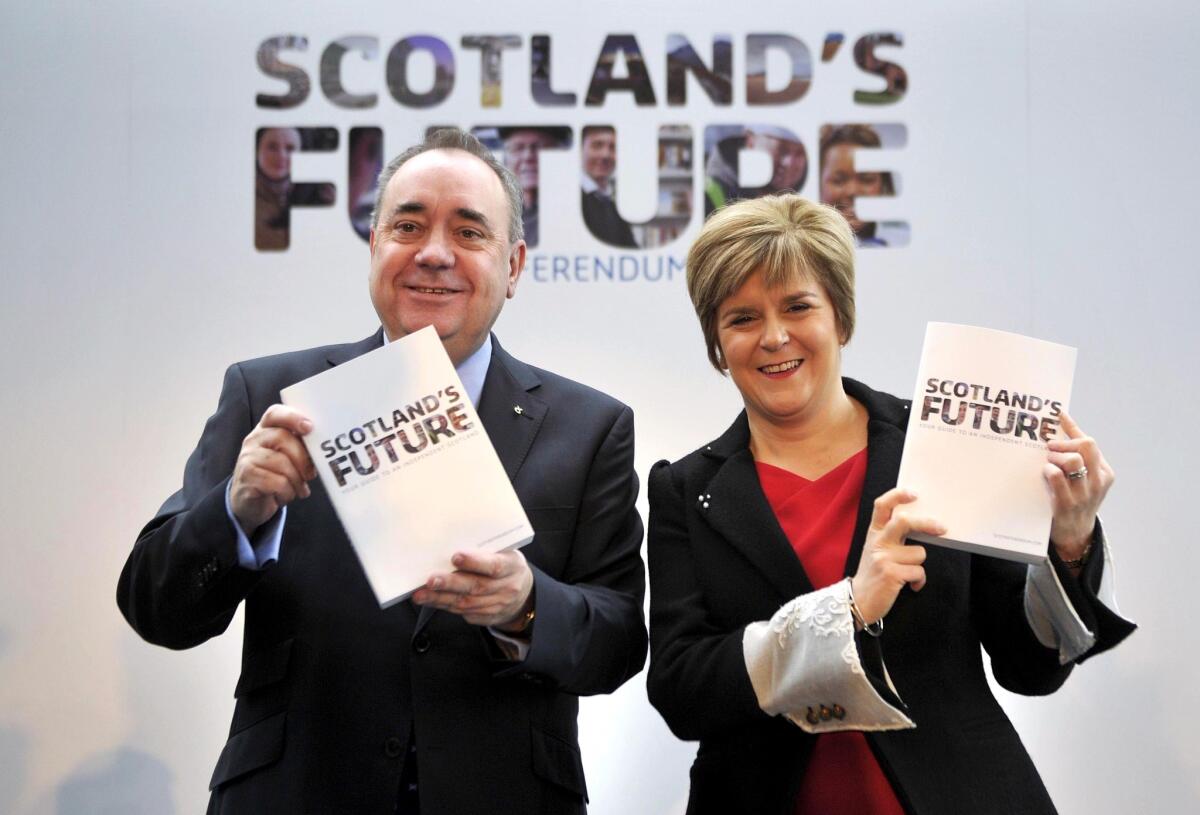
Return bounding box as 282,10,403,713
787,302,811,313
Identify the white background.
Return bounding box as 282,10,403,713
1,1,1197,812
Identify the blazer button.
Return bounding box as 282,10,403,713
384,736,404,758
819,705,833,721
805,707,819,725
832,704,846,720
412,633,431,654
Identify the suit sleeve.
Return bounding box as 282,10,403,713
117,363,268,649
645,459,772,740
499,404,648,696
972,517,1137,696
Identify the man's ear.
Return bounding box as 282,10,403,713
369,228,376,255
507,239,527,299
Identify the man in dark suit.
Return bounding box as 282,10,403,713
117,129,647,814
579,126,638,249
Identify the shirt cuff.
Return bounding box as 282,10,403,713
1024,524,1131,664
224,480,285,570
488,628,530,661
743,578,915,734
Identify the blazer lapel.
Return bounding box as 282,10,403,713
843,418,906,577
414,335,545,637
843,378,909,577
700,415,814,603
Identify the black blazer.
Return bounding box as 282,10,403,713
118,331,647,815
646,378,1133,815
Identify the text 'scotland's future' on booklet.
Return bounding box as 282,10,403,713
896,322,1077,564
281,326,533,607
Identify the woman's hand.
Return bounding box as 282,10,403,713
851,488,946,625
1045,412,1114,561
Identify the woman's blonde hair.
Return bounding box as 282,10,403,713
686,194,857,373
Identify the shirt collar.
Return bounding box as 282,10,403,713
580,172,613,197
381,331,492,406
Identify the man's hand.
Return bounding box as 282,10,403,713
230,404,317,534
413,550,535,630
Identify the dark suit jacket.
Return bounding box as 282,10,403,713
580,191,638,249
118,331,647,815
646,378,1133,815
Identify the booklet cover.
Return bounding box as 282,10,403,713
281,326,533,607
895,322,1077,564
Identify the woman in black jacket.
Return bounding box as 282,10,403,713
646,194,1134,814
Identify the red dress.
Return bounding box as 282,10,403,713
756,452,906,815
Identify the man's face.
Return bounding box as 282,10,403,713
582,130,617,186
820,143,884,236
369,149,525,365
257,128,300,181
503,130,554,202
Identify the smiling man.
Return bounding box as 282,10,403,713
118,129,647,815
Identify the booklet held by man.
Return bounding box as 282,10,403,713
281,326,533,607
895,322,1077,564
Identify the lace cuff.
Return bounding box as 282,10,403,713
742,579,915,734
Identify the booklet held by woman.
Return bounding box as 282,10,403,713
281,326,533,607
896,322,1076,564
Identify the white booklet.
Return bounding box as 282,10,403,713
281,326,533,607
896,322,1076,563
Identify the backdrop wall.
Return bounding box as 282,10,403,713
1,1,1197,812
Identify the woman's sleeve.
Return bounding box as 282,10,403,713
646,460,913,740
742,579,914,734
1023,520,1137,664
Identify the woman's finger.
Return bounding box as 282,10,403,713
871,487,916,529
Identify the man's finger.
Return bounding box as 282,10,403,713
254,428,315,478
451,550,516,579
246,448,311,499
260,403,314,435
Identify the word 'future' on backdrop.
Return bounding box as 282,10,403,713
253,33,907,257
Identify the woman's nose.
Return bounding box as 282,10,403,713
760,319,789,351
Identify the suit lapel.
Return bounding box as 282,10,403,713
414,335,545,637
699,415,814,603
474,338,546,483
326,328,384,367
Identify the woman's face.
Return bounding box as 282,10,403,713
820,143,884,236
257,128,300,181
716,267,844,428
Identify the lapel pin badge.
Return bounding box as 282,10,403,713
697,493,711,510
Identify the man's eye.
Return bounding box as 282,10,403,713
459,228,483,240
395,222,418,233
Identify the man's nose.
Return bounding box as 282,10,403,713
414,228,454,269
